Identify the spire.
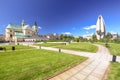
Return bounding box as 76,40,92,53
22,20,25,26
34,21,37,26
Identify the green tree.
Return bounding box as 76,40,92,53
60,34,64,40
106,32,112,42
60,34,74,41
92,34,97,42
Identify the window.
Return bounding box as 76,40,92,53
10,30,12,32
10,34,12,38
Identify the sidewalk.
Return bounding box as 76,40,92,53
30,44,112,80
47,45,111,80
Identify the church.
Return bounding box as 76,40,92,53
5,20,39,42
96,15,106,40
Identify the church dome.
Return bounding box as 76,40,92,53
23,25,31,29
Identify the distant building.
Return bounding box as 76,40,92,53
111,33,118,40
5,20,39,42
96,15,106,40
45,33,60,40
0,34,5,41
83,34,92,40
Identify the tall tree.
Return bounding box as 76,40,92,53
92,34,97,42
106,32,112,42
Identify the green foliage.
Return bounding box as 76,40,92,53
112,38,120,43
106,32,112,42
76,38,80,42
0,49,86,80
74,38,80,42
45,40,64,42
92,34,97,42
107,62,120,80
60,34,74,41
34,40,41,43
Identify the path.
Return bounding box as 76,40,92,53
39,45,111,80
0,43,118,80
27,44,116,80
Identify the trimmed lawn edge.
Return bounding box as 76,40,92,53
102,63,110,80
44,58,88,80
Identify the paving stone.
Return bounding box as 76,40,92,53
74,74,86,80
37,44,111,80
67,77,78,80
86,75,100,80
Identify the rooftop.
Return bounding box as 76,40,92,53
6,24,21,29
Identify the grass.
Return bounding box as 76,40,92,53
56,43,98,52
107,62,120,80
37,42,98,52
0,45,34,51
36,43,64,47
0,49,86,80
108,43,120,56
96,42,120,56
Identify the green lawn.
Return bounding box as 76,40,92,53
55,43,98,52
107,62,120,80
37,42,98,52
0,45,34,51
36,43,64,47
96,42,120,56
108,43,120,56
0,49,86,80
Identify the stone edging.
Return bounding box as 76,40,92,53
43,58,88,80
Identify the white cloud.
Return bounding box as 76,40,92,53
62,32,72,35
83,33,94,37
83,25,96,30
38,26,42,29
110,31,117,34
86,31,89,33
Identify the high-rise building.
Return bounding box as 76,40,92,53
96,15,106,40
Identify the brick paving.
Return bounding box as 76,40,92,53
40,44,111,80
29,44,118,80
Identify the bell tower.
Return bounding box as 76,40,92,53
21,20,25,29
32,21,38,35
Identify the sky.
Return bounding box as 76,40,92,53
0,0,120,36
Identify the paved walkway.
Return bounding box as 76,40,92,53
29,44,115,80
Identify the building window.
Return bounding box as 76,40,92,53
10,34,12,38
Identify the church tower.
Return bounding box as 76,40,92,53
21,20,25,29
32,21,38,35
96,15,106,40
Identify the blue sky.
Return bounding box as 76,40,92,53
0,0,120,36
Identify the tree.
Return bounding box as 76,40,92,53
60,34,64,40
106,32,112,42
92,34,97,42
60,34,74,41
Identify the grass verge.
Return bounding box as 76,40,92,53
37,42,98,52
0,45,34,51
96,42,120,56
36,43,64,47
107,62,120,80
0,49,86,80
